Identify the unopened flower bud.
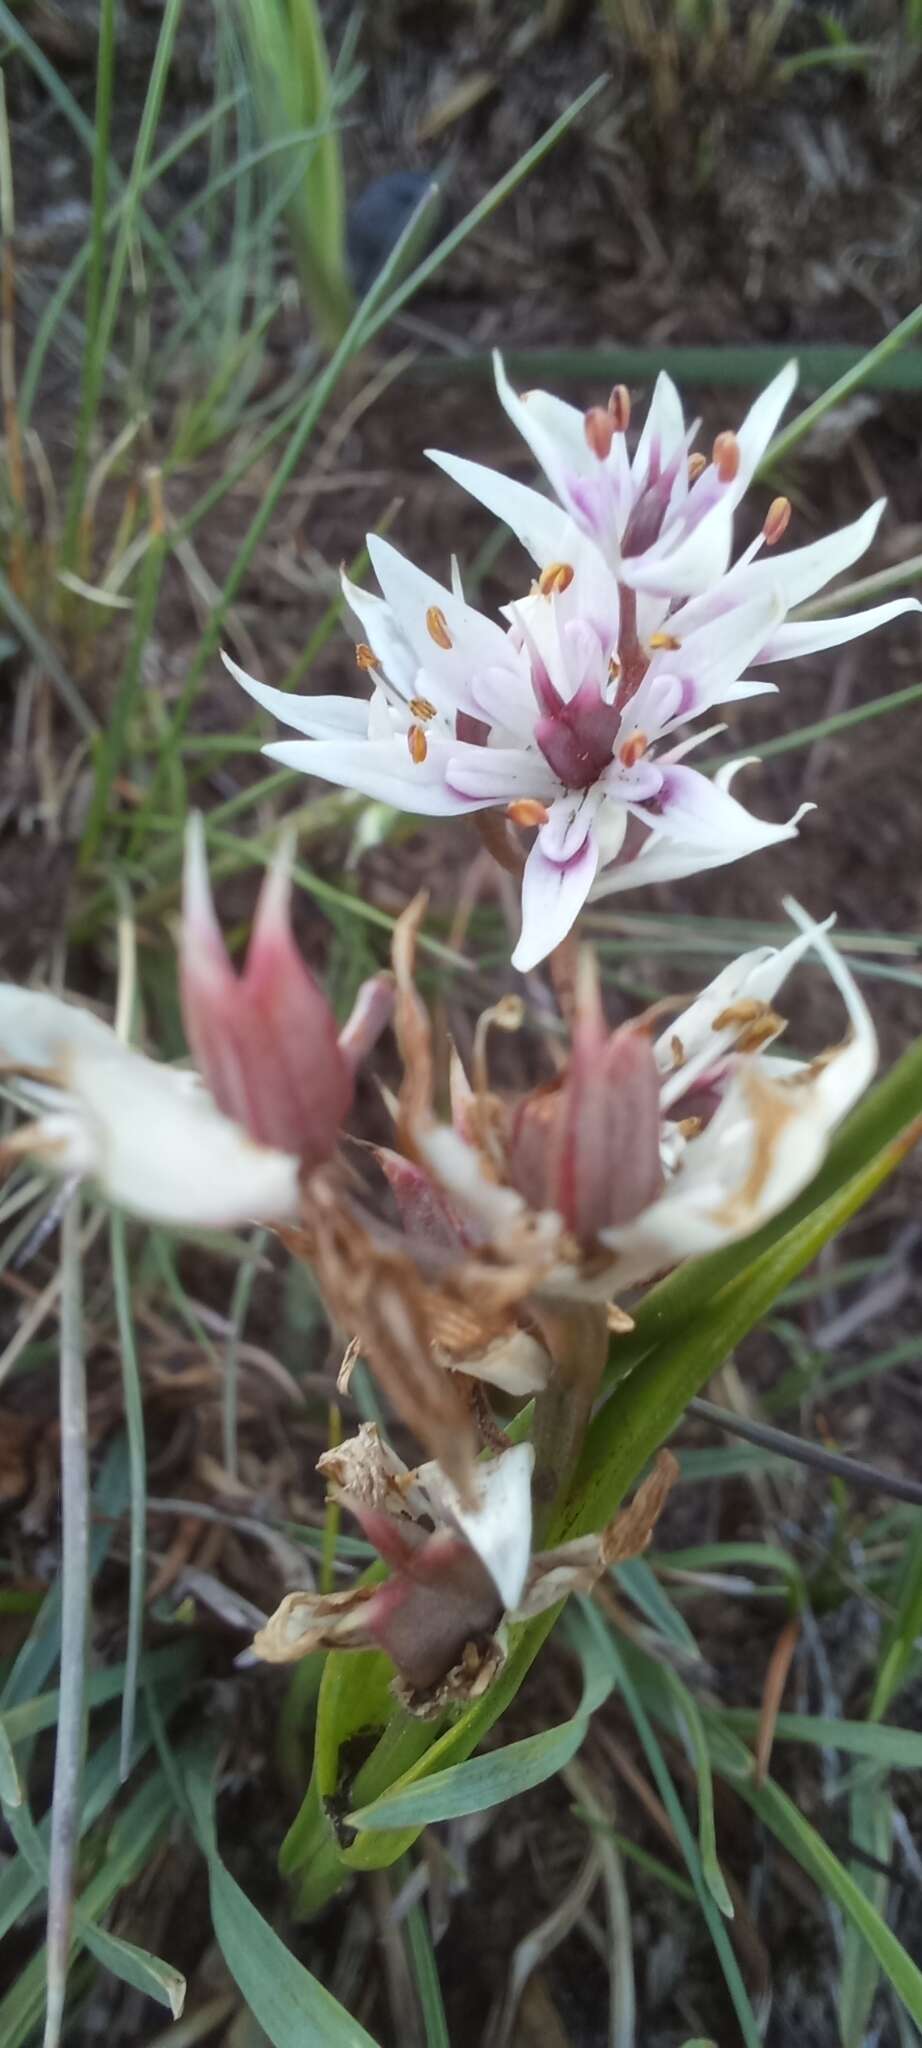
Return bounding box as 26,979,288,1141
507,951,663,1248
181,816,353,1165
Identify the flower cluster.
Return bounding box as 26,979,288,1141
0,358,911,1713
227,356,917,970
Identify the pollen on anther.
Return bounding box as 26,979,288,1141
712,430,741,484
619,730,648,768
410,695,437,721
649,630,680,651
537,561,575,597
507,797,550,828
355,642,379,670
608,384,631,433
687,451,707,483
763,495,792,547
584,406,614,460
426,605,453,649
407,724,428,764
608,654,622,681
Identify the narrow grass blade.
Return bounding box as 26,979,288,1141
1,1642,200,1749
59,0,116,565
658,1667,734,1918
0,566,95,737
731,1769,922,2029
81,1924,185,2018
43,1192,88,2048
766,300,922,468
0,1770,177,2048
62,0,185,568
402,1878,451,2048
184,1751,380,2047
406,340,922,394
585,1606,762,2048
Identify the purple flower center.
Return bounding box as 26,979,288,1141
535,679,622,791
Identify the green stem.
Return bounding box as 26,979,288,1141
530,1301,609,1540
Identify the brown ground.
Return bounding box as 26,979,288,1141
3,3,922,2043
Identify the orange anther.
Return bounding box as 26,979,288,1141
648,630,680,651
407,724,428,764
506,798,550,828
355,642,379,670
763,495,792,546
687,451,707,483
537,561,575,597
410,695,437,721
618,730,648,768
426,605,452,649
584,406,614,460
608,384,631,433
712,430,741,484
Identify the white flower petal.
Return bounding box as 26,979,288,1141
367,535,515,720
341,571,419,695
513,822,601,971
0,988,300,1228
263,736,496,814
631,370,687,489
426,448,575,567
757,596,921,664
493,350,593,504
222,652,370,738
420,1442,535,1609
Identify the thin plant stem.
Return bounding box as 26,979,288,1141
222,1228,267,1481
687,1398,922,1506
111,1210,146,1783
530,1302,610,1541
43,1190,88,2048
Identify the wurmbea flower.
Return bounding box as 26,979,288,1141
226,358,918,971
251,1421,676,1711
0,821,391,1230
385,900,877,1329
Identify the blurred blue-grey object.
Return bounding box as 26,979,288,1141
346,170,440,294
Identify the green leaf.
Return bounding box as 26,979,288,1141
184,1752,381,2048
346,1603,614,1833
0,1716,22,1806
838,1781,892,2048
719,1712,922,1768
657,1667,734,1918
81,1924,185,2019
615,1556,700,1656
